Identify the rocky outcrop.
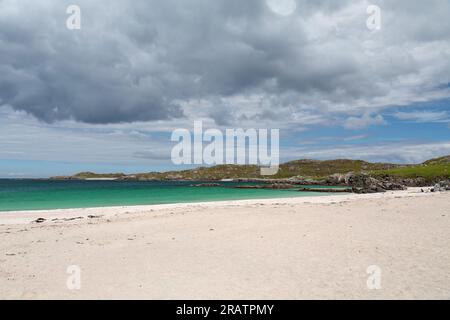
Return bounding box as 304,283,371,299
431,180,450,192
328,172,445,188
347,174,385,194
374,176,429,187
337,173,407,194
297,187,351,193
234,174,412,193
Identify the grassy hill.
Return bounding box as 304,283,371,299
274,159,401,179
371,156,450,182
422,155,450,166
371,164,450,181
52,155,450,182
133,165,262,181
133,160,401,180
73,172,127,179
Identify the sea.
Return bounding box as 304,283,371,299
0,179,343,212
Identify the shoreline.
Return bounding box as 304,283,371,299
0,187,433,225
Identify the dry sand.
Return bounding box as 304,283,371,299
0,188,449,299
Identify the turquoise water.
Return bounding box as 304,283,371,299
0,179,341,212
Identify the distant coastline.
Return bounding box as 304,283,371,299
50,155,450,187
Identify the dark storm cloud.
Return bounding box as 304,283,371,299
0,0,449,125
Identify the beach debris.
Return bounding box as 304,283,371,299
51,216,84,222
33,218,46,223
64,216,84,221
87,215,103,219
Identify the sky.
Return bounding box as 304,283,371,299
0,0,450,178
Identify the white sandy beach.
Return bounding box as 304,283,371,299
0,188,449,299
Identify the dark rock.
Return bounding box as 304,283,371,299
234,185,263,189
346,173,407,194
33,218,46,223
433,180,450,192
191,183,221,187
87,215,103,219
63,217,84,221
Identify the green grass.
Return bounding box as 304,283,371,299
422,155,450,165
273,159,400,179
73,172,127,179
371,163,450,181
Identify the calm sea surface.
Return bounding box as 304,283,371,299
0,179,341,212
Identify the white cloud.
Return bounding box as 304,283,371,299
265,0,297,16
285,141,450,164
0,106,173,164
0,0,449,126
393,111,449,123
344,113,386,130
